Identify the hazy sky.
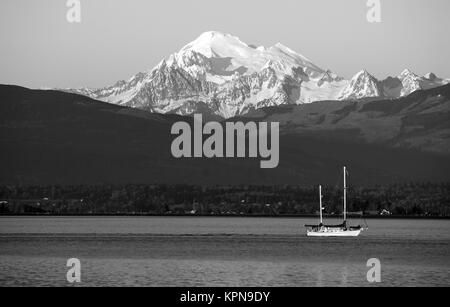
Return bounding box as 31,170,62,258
1,0,449,88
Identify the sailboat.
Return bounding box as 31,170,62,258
305,167,363,237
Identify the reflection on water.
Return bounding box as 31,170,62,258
0,217,449,287
1,256,448,287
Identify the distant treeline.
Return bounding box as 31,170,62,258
0,183,449,217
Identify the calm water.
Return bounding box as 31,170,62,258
0,217,449,287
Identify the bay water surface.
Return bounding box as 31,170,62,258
0,216,449,287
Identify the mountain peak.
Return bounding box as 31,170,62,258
424,72,437,80
399,68,418,78
338,69,383,100
353,69,377,80
356,69,372,76
199,30,227,37
168,31,329,84
180,31,249,58
193,31,244,45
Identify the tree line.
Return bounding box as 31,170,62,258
0,183,449,217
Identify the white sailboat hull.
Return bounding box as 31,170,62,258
307,228,362,237
305,168,366,238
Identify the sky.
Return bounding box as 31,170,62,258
0,0,449,88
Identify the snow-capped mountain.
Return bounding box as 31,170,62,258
338,70,384,100
338,68,449,101
64,31,449,118
396,69,449,96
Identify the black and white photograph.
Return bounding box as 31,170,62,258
1,0,450,292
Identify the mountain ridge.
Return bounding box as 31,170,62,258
239,83,450,155
1,83,450,185
63,31,449,118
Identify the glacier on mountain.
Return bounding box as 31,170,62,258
64,31,449,118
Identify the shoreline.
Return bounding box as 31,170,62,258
1,214,449,220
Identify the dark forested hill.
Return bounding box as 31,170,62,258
1,85,449,185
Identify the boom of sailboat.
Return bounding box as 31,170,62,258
305,167,365,237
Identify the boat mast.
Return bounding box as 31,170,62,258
319,185,323,225
343,166,347,222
